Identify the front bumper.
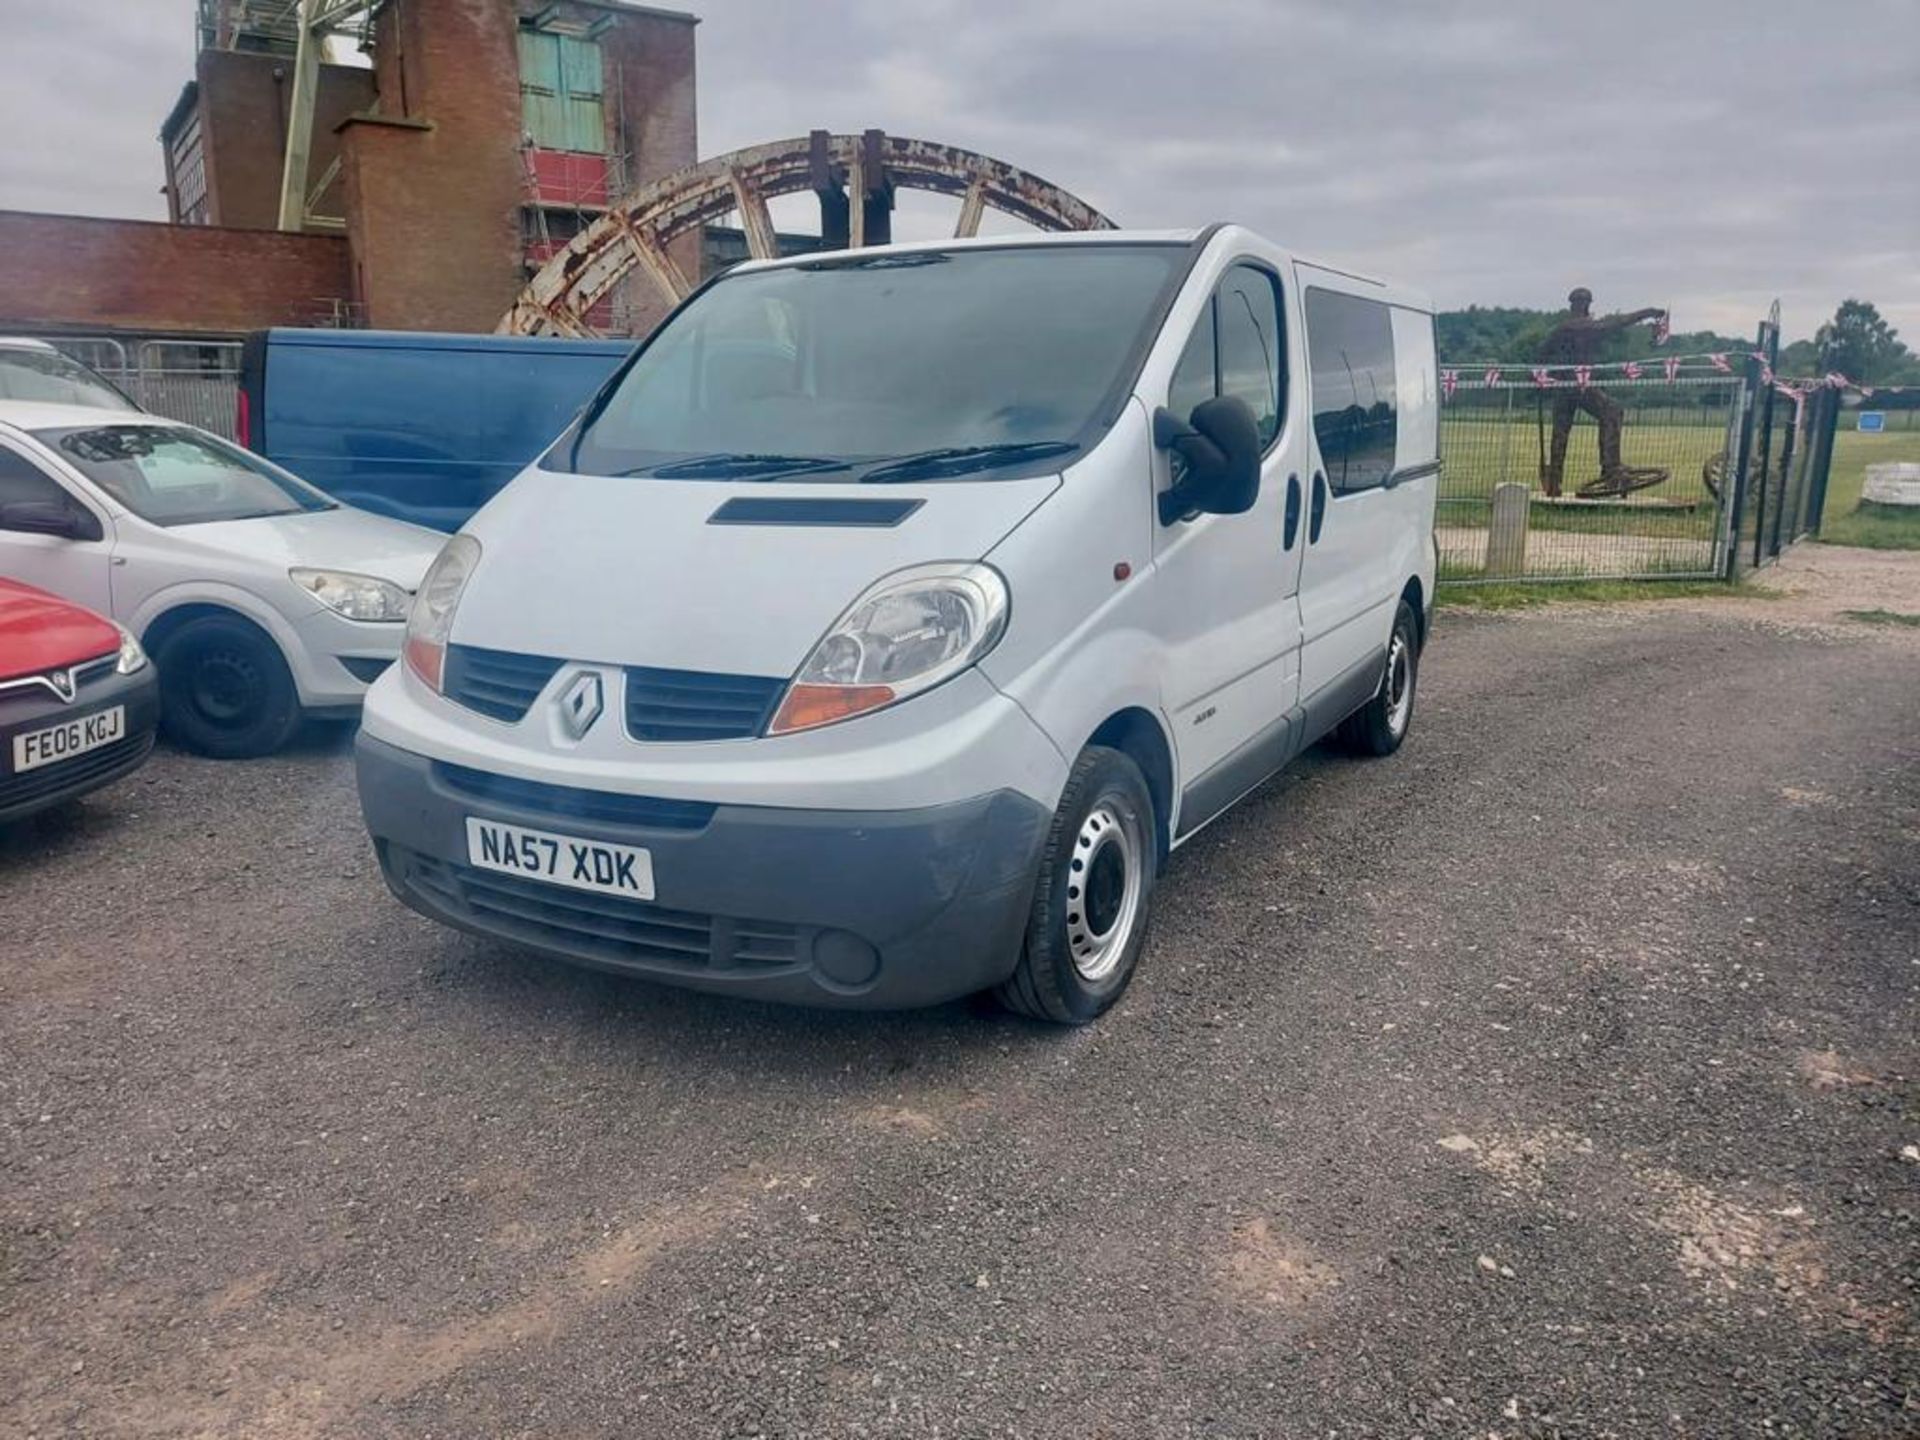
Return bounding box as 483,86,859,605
356,734,1051,1009
0,666,160,824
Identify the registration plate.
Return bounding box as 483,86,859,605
465,816,655,901
12,705,125,774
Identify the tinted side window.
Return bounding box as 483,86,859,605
0,446,78,525
1217,267,1282,446
1306,289,1397,493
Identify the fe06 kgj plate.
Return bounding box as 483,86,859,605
13,704,125,774
465,816,656,901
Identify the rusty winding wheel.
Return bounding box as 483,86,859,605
499,129,1115,338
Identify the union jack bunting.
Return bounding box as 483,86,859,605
1709,354,1731,374
1441,369,1458,399
1652,312,1670,346
1483,367,1502,386
1531,367,1553,389
1664,356,1681,383
1760,363,1773,386
1623,360,1642,380
1860,385,1875,398
1574,365,1592,389
1825,372,1849,389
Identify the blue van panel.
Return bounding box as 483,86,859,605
258,329,634,530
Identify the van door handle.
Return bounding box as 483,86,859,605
1309,470,1328,544
1283,474,1301,550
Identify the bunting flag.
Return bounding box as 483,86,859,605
1624,360,1642,380
1860,385,1875,398
1575,365,1592,389
1653,311,1670,346
1531,367,1554,389
1483,366,1502,386
1709,354,1731,373
1664,355,1681,383
1760,363,1774,386
1441,369,1458,399
1825,372,1849,389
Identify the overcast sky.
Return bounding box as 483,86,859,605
2,0,1914,343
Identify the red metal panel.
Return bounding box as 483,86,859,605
527,149,610,209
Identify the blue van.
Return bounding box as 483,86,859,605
239,329,634,530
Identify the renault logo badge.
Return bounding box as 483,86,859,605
557,671,604,739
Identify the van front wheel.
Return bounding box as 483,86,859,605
996,746,1157,1025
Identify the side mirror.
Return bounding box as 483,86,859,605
0,500,98,541
1155,396,1261,525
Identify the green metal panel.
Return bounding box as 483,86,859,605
558,35,606,153
518,30,565,148
518,30,605,153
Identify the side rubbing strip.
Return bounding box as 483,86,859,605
707,497,925,527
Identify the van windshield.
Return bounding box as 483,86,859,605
556,243,1187,483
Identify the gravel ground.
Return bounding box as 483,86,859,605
3,554,1917,1439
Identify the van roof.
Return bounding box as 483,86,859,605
730,226,1432,311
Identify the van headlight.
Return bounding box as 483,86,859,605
402,535,482,693
114,624,148,675
769,562,1009,735
291,567,412,622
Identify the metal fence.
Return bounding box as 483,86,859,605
46,336,243,441
1436,374,1738,583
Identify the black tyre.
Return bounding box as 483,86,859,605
155,615,302,759
1338,598,1419,757
996,746,1157,1025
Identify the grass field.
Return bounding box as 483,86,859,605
1814,428,1920,549
1435,405,1920,580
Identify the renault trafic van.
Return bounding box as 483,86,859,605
355,226,1438,1024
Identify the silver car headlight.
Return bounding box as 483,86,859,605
113,623,148,676
769,562,1010,735
290,567,413,623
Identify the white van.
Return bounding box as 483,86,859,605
355,226,1438,1023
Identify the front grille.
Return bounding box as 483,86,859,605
431,761,716,832
0,732,153,813
394,847,803,976
443,645,563,723
624,666,785,742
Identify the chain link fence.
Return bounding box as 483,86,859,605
1436,374,1737,582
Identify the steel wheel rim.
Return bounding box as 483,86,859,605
1385,633,1413,737
192,649,262,728
1065,802,1144,982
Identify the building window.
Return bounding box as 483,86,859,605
170,111,209,226
518,29,606,154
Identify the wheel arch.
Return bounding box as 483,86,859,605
1399,574,1427,648
1085,706,1175,866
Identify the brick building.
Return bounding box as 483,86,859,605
0,0,698,342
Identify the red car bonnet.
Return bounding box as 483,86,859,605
0,577,120,683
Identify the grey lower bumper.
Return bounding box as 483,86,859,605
355,734,1051,1009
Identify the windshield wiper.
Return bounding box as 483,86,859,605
858,441,1080,485
636,453,854,480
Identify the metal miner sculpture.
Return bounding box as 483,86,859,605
1537,288,1670,497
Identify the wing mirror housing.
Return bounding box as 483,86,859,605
0,500,99,541
1154,396,1261,525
